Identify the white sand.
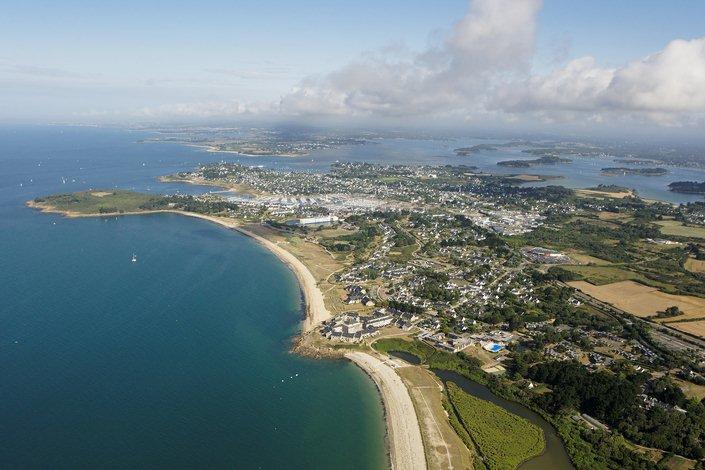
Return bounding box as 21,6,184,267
347,352,427,470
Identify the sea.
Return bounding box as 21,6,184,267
0,126,387,469
1,125,703,468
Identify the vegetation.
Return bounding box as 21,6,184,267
35,190,161,214
601,167,668,176
497,156,572,167
528,361,705,459
319,223,380,253
669,181,705,195
374,339,662,469
446,382,545,470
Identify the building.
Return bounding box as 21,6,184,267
293,215,339,226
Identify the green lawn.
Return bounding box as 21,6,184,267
656,220,705,240
447,382,545,470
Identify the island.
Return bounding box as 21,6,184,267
454,144,498,155
497,155,572,167
601,167,668,176
669,181,705,195
140,126,367,157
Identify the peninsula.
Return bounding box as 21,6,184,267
497,155,571,167
601,167,668,176
669,181,705,195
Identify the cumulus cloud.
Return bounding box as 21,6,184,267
280,0,543,117
495,37,705,124
279,0,705,128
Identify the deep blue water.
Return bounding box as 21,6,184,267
0,126,387,469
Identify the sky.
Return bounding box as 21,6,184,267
2,0,705,135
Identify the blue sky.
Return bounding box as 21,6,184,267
2,0,705,131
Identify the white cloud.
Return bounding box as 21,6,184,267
279,0,705,128
493,37,705,125
279,0,543,118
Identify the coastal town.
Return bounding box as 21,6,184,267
31,158,705,470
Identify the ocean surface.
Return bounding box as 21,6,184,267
0,126,387,469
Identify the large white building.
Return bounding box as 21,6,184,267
295,215,339,226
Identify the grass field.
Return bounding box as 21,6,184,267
576,188,634,199
388,243,418,263
673,378,705,401
447,382,544,470
597,211,634,222
34,190,160,214
656,220,705,239
565,252,614,266
562,265,643,285
568,280,705,321
685,257,705,273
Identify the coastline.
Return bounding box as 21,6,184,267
346,352,427,470
27,202,330,332
28,200,429,469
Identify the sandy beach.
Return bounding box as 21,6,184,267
347,352,427,470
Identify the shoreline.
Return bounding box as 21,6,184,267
346,352,427,470
28,200,428,469
27,202,330,332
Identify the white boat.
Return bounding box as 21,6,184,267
131,253,137,263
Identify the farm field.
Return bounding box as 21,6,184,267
669,321,705,340
568,280,705,320
656,220,705,239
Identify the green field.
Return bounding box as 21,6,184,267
388,243,418,263
34,190,161,214
447,382,545,470
656,220,705,239
561,265,644,285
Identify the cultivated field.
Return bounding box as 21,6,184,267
568,280,705,320
669,321,705,339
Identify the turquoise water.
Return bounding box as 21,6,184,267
0,126,387,469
